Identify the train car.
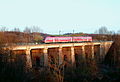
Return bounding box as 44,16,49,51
44,36,92,43
44,37,71,43
72,36,92,42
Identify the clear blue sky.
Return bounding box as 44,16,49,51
0,0,120,34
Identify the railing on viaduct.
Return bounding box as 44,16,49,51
7,41,113,69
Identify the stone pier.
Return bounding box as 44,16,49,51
25,49,32,69
43,48,48,67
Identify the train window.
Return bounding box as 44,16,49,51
55,38,58,40
87,37,92,39
81,37,87,39
46,38,53,40
73,37,80,39
68,38,72,40
59,38,71,40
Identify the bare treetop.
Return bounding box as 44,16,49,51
95,26,115,34
23,27,31,33
13,27,20,32
23,26,43,33
31,26,43,33
0,26,8,32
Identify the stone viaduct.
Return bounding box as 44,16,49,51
9,41,113,69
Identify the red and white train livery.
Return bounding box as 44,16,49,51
44,36,92,43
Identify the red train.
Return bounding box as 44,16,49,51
44,36,92,43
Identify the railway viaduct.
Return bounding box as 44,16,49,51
8,41,113,69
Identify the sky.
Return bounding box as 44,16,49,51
0,0,120,34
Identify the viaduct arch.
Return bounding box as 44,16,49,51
9,41,113,69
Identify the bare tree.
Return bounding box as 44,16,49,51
13,27,20,32
31,26,43,33
0,26,8,32
23,27,31,33
99,26,108,34
117,30,120,34
95,26,114,34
